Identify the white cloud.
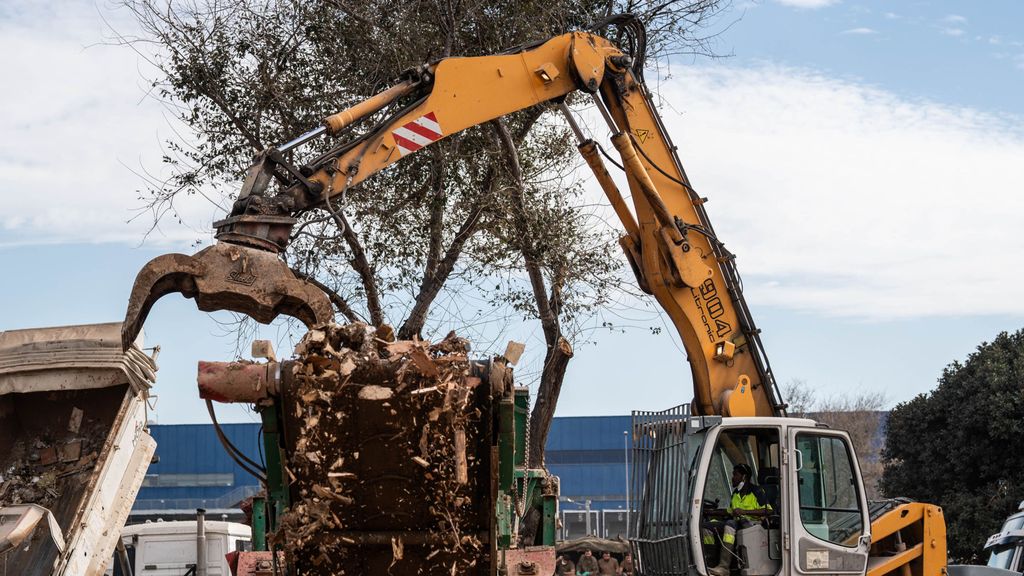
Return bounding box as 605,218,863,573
641,66,1024,319
5,1,1024,324
0,1,218,248
774,0,839,9
842,27,877,35
938,14,967,37
883,12,900,20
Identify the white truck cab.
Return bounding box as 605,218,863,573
113,519,252,576
950,501,1024,576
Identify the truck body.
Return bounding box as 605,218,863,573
112,519,252,576
949,501,1024,576
985,503,1024,574
0,322,157,575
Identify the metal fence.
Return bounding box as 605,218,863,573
132,484,262,512
630,404,692,576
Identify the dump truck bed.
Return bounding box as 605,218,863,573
0,322,157,576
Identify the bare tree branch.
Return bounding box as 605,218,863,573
333,209,385,326
290,267,361,323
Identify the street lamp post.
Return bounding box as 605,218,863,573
624,430,630,539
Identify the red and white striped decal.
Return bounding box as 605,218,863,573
392,112,443,157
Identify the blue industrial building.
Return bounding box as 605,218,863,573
133,424,265,521
546,416,633,540
132,416,634,539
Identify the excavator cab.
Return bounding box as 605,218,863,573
631,407,871,576
949,501,1024,576
985,505,1024,574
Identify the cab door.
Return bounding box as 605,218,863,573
786,428,870,575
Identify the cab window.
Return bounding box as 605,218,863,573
702,428,780,512
795,433,864,546
987,545,1017,571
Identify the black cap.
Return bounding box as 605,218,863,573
733,463,752,477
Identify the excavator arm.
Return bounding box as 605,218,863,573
123,20,784,418
122,16,945,576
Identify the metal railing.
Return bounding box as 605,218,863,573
132,484,262,512
631,404,692,576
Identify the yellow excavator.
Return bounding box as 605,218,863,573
122,14,946,576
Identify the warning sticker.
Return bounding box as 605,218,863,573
392,112,443,156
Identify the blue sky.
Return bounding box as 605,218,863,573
723,1,1024,115
1,0,1022,423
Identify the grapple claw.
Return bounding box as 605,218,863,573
122,242,334,350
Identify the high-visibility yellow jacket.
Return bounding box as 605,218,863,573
727,485,771,521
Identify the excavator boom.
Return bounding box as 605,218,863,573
124,24,784,418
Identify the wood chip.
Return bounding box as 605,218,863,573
312,484,353,505
385,341,416,355
391,536,404,566
409,346,440,377
375,324,396,343
38,446,57,466
338,357,356,376
357,385,393,400
59,440,82,463
454,428,467,485
67,407,83,433
503,340,526,365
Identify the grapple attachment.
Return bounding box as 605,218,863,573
121,218,334,350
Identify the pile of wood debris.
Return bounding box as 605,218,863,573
276,322,496,575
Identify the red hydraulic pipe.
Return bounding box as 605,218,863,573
197,361,280,403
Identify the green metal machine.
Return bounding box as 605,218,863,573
204,352,558,573
495,386,559,550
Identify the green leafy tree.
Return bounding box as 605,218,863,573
881,329,1024,562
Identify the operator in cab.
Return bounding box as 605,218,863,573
704,463,772,576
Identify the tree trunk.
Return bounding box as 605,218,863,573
491,117,577,471
528,336,573,467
